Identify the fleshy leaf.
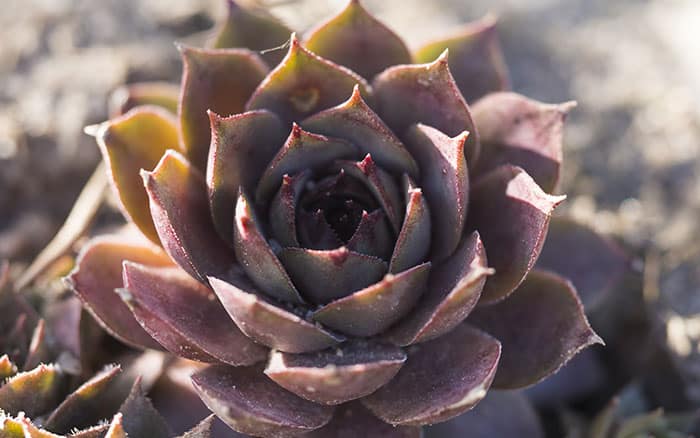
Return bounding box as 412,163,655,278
297,209,343,250
191,365,334,437
264,341,406,405
142,150,235,283
105,414,127,438
177,415,215,438
208,0,292,67
404,124,469,261
278,246,387,304
234,191,304,304
209,276,344,353
95,106,180,244
109,82,180,117
22,319,50,371
346,210,393,260
207,110,287,244
121,263,267,366
389,175,431,274
337,154,403,233
306,402,422,438
472,92,576,193
304,0,411,79
536,217,628,310
179,46,268,170
414,15,509,103
386,231,492,346
44,365,122,434
117,379,171,438
255,123,357,204
302,85,418,177
246,34,371,125
313,262,430,337
0,364,63,417
268,171,311,247
0,355,17,380
363,324,500,426
372,50,479,165
468,270,602,389
67,235,170,350
466,165,565,303
424,390,544,438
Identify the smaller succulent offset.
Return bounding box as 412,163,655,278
69,1,623,436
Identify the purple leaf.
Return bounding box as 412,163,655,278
109,82,179,117
268,171,311,248
306,402,421,438
389,175,431,274
346,210,394,260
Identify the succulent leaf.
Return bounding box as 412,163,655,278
209,276,344,353
312,262,431,337
414,15,509,103
109,82,180,117
255,123,357,205
388,176,431,274
278,247,387,305
142,150,235,283
296,209,344,251
264,341,406,405
466,165,565,303
179,46,269,171
208,0,292,67
94,106,180,244
191,364,334,437
386,231,491,346
404,124,470,261
67,235,171,349
303,0,412,79
207,110,287,244
306,402,421,437
536,217,628,310
372,50,480,165
268,171,311,248
234,191,304,304
468,270,602,389
121,263,267,366
345,210,393,260
117,379,171,438
0,364,63,418
472,92,576,193
302,85,419,178
363,324,501,426
246,34,371,125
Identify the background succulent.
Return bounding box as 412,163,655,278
65,1,626,436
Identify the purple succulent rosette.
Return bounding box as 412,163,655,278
67,1,625,436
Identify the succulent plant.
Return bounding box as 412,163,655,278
66,1,623,436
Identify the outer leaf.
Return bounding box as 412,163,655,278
255,123,357,204
389,175,431,274
312,262,431,337
264,342,405,405
386,231,491,346
179,46,268,170
466,165,565,303
278,247,387,304
207,110,287,244
304,0,412,79
472,92,576,193
67,235,170,350
414,15,509,103
363,324,500,426
209,276,344,353
404,124,469,261
191,365,334,437
536,217,628,310
468,270,603,389
246,34,371,125
302,85,418,177
208,0,292,67
94,106,180,244
142,150,235,283
424,390,544,438
372,50,480,165
121,263,267,366
234,191,304,304
0,364,63,417
306,402,421,438
109,82,180,117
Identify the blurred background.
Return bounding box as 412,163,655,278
1,0,699,435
